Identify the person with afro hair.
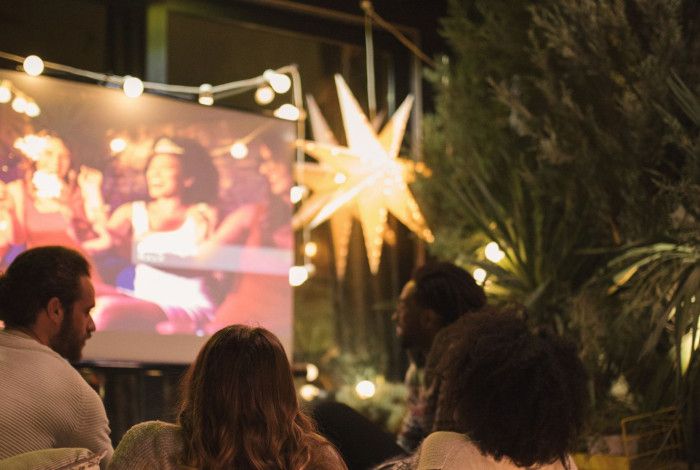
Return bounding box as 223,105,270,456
414,308,588,469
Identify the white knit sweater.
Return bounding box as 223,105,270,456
0,329,113,469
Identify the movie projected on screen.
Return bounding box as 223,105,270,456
0,70,294,363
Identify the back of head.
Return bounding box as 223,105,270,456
0,246,90,328
413,262,486,325
443,309,588,468
179,325,319,470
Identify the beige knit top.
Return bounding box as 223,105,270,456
0,329,113,469
110,420,348,470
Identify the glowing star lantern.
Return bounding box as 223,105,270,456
293,75,433,277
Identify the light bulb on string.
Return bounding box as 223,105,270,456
11,95,27,113
304,241,318,258
254,85,275,105
273,104,301,121
290,185,306,204
305,363,319,382
289,265,309,287
299,384,321,401
473,268,487,285
263,70,291,94
0,81,11,103
23,55,44,76
123,76,144,98
484,241,505,263
229,142,248,160
355,380,376,400
25,101,40,117
198,83,214,106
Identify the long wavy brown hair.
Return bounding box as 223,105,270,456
178,325,335,470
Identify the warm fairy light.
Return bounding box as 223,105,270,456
484,241,505,263
11,96,27,113
254,85,275,105
24,101,40,117
306,363,319,382
304,241,318,258
0,81,11,103
23,55,44,76
289,265,309,286
198,83,214,106
229,142,249,160
123,76,144,98
290,185,305,204
333,172,347,184
109,137,128,154
355,380,376,400
273,104,300,121
299,384,321,401
263,70,291,94
473,268,487,285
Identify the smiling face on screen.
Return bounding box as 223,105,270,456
146,153,191,200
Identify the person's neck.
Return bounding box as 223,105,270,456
152,196,185,211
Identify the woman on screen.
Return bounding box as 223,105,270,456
110,325,347,470
84,136,239,334
0,131,101,266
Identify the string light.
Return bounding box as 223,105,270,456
0,80,11,103
304,241,318,258
289,265,309,286
484,241,505,263
299,384,321,401
290,185,306,204
11,95,27,113
229,142,248,160
263,69,291,93
355,380,376,399
306,363,319,382
122,76,144,98
473,268,487,285
333,172,347,184
23,55,44,76
24,101,40,117
273,104,301,121
254,85,275,105
198,83,213,106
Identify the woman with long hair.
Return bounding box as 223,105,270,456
110,325,347,470
83,136,239,334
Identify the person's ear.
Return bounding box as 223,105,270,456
46,297,64,327
183,176,194,188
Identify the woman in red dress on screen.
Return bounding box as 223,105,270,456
0,131,102,272
84,136,255,335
